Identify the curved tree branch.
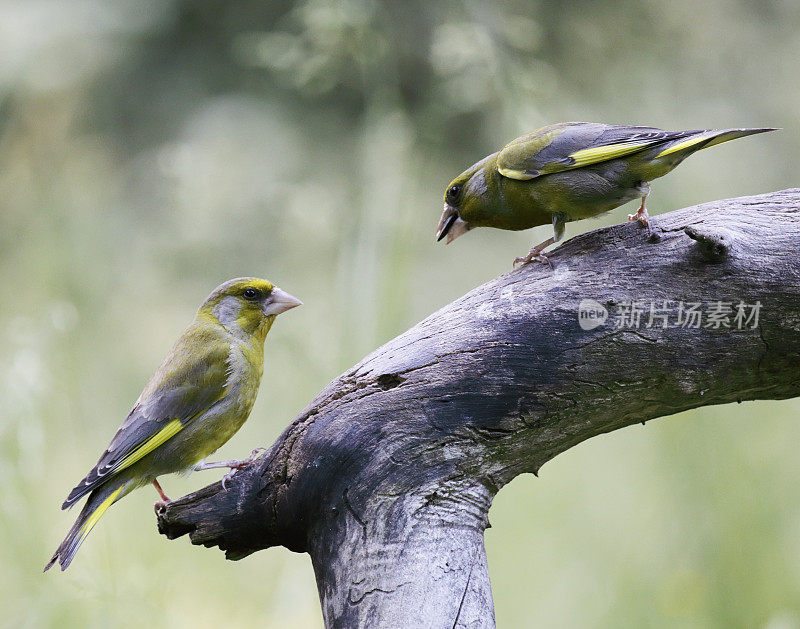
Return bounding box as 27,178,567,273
158,189,800,628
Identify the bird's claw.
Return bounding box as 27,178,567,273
243,447,267,464
221,447,266,490
628,207,650,227
154,499,171,516
221,470,236,490
513,251,552,269
628,209,653,240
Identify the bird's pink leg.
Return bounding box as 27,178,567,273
152,479,170,501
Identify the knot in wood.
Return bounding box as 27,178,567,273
684,224,734,262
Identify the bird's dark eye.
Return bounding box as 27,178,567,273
446,184,461,202
243,288,261,300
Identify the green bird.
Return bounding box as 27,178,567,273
436,122,776,266
45,277,302,572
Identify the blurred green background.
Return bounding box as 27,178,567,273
1,0,799,627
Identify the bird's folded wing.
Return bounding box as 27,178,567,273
62,336,232,509
497,122,695,180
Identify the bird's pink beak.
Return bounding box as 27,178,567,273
263,288,303,316
436,205,470,244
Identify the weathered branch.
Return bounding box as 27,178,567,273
158,189,800,628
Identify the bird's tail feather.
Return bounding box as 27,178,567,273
44,480,128,572
656,127,778,159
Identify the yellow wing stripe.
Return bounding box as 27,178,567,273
498,167,536,181
115,419,184,473
655,134,715,158
566,141,653,168
78,485,124,538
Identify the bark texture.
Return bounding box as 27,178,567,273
158,189,800,628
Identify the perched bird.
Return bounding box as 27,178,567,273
45,277,301,571
436,122,776,266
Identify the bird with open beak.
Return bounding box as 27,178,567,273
437,122,776,266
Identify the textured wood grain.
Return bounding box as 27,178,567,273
158,189,800,628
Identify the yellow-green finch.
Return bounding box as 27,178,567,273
436,122,776,265
45,277,301,571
